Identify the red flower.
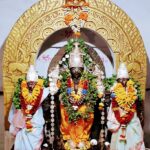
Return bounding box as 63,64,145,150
83,80,88,89
67,78,72,87
112,98,136,125
20,89,43,120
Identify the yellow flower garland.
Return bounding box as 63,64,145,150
21,79,44,103
113,79,137,111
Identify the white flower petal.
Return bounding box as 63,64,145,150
65,54,69,58
62,58,66,61
90,139,97,145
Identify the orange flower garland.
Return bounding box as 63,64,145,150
64,14,74,25
67,78,88,105
111,79,137,125
79,12,88,21
63,0,89,37
20,79,44,131
112,79,137,112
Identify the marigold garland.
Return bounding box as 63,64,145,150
112,99,136,124
63,1,89,36
67,77,88,105
20,79,44,131
79,12,88,21
64,14,74,25
21,79,43,103
111,79,138,124
112,79,137,112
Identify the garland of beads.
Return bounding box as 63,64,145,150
43,95,55,150
50,95,55,144
99,97,106,147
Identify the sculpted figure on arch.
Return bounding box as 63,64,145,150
42,39,106,150
107,63,145,150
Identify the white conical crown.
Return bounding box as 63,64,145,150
26,65,38,82
117,63,129,79
69,42,84,68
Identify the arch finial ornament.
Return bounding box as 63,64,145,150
3,0,147,128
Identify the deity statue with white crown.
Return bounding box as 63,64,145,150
42,39,106,150
107,63,145,150
8,65,49,150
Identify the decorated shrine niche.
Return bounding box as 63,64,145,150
3,0,147,150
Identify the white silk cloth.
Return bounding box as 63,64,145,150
8,88,49,150
107,104,145,150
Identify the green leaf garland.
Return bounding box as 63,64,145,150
59,70,99,122
12,78,24,109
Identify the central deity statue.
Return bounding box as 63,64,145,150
42,39,105,150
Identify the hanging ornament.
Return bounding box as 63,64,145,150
63,0,89,37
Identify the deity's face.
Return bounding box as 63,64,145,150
70,67,84,79
117,78,129,87
27,81,36,92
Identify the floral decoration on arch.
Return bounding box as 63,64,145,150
63,0,89,37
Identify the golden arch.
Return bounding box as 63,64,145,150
3,0,147,128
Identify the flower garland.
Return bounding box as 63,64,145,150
60,70,100,122
113,79,137,111
12,78,24,109
111,79,137,124
13,77,49,110
20,79,44,131
67,78,88,106
21,79,43,103
112,100,136,125
12,77,48,131
58,39,104,122
63,0,89,37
